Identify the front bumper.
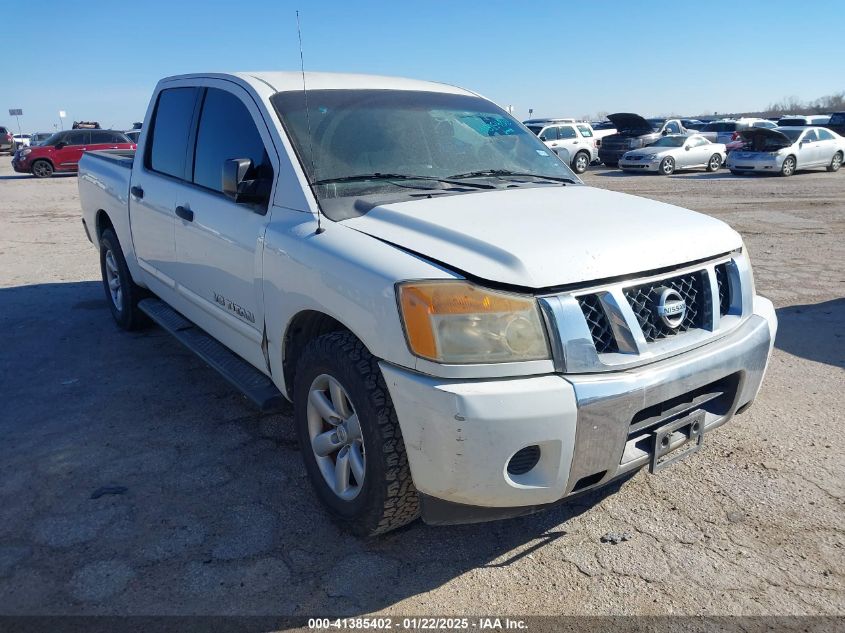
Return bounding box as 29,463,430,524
11,157,30,173
727,153,782,172
598,148,630,163
381,296,776,524
619,157,660,171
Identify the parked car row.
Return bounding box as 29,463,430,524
524,110,845,177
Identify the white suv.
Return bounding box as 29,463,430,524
524,119,597,173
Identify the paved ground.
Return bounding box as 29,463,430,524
0,160,843,617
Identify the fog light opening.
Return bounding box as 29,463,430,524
507,445,541,475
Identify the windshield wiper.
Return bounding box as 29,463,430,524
312,173,494,189
447,169,577,184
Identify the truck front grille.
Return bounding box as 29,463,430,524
577,294,617,354
715,263,730,316
623,271,706,342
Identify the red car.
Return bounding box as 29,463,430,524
12,129,136,178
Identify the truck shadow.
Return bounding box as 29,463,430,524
0,281,668,616
775,298,844,369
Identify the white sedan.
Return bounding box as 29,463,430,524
619,134,726,175
727,126,844,176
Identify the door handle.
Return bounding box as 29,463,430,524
175,205,194,222
130,186,143,199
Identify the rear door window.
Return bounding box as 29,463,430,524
66,131,90,146
816,129,834,141
576,125,593,137
147,87,200,180
191,87,272,195
90,130,113,144
539,126,558,141
558,126,577,139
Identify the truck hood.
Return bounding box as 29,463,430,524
607,112,655,133
342,186,741,289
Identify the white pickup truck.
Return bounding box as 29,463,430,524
78,72,777,536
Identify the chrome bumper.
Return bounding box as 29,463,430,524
563,298,775,495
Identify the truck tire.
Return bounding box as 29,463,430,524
706,154,722,172
293,331,420,536
99,228,147,330
827,151,842,172
780,155,796,177
31,160,53,178
659,156,675,175
571,151,590,174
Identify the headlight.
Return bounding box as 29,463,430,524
628,139,642,149
21,148,31,156
397,281,550,363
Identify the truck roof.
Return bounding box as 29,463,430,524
161,71,475,96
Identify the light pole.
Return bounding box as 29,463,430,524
59,110,66,130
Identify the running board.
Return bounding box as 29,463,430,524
138,298,285,412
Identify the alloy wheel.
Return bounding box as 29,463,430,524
782,157,795,176
306,373,366,501
104,249,123,311
33,162,51,178
574,153,588,173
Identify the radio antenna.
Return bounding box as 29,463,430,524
296,10,324,234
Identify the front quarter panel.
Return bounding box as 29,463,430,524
262,209,457,397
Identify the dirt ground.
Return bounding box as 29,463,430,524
0,159,843,618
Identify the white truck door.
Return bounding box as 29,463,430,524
172,84,277,369
130,86,201,290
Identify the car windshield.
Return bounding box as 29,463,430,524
829,113,845,125
271,89,577,217
40,132,64,146
650,136,686,147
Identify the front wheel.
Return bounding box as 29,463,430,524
659,156,675,175
571,151,590,174
707,154,722,172
294,331,420,536
780,155,796,177
31,160,53,178
827,152,842,172
99,228,147,330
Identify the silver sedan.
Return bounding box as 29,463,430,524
727,126,845,176
619,134,726,175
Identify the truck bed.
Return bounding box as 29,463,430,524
78,149,136,252
85,148,136,167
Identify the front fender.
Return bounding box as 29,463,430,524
261,207,455,397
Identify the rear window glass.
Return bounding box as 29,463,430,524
778,119,805,126
576,125,593,137
147,87,199,179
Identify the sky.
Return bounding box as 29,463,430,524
2,0,843,133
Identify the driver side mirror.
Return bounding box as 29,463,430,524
54,142,66,149
684,145,691,151
222,158,269,206
661,129,669,135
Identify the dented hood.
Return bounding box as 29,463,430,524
343,185,741,289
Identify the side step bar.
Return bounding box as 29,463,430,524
138,298,285,412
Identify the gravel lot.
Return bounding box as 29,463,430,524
0,159,843,618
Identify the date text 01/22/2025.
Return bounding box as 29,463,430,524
308,617,529,630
